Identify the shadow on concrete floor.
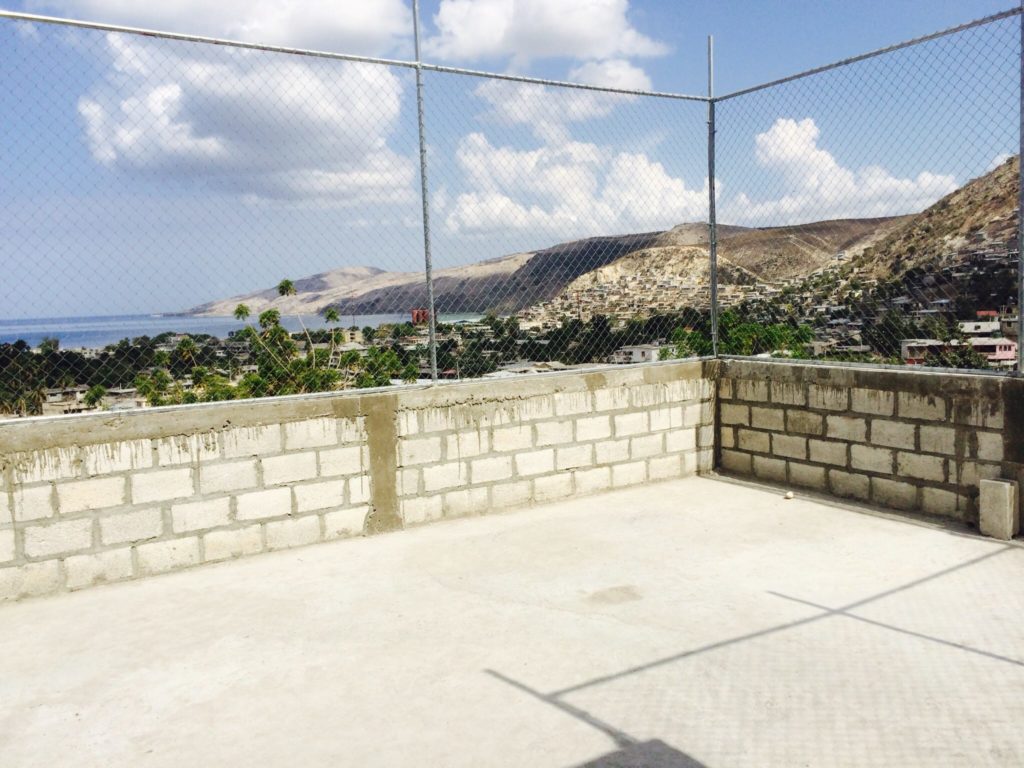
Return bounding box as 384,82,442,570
572,739,706,767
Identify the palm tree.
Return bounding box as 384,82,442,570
234,303,251,322
176,337,198,371
325,308,341,364
83,384,106,409
277,277,316,367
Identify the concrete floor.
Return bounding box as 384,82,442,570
1,476,1023,768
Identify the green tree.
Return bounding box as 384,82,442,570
83,384,107,409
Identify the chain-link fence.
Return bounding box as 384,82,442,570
1,6,1021,419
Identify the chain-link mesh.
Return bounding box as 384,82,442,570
422,70,710,376
1,8,1021,421
715,12,1021,372
1,18,428,416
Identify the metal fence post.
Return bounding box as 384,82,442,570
412,0,439,382
1018,1,1023,374
707,36,719,357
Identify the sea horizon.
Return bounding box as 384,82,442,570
0,312,484,350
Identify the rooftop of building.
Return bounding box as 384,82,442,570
2,475,1022,767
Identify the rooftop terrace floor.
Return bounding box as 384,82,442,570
2,476,1023,767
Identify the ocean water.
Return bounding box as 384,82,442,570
0,313,482,350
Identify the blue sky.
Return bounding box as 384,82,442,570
0,0,1018,318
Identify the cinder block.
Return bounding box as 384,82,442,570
319,445,366,477
974,432,1003,462
23,518,93,558
870,420,916,450
535,420,573,447
199,459,258,495
611,461,646,489
808,384,849,411
13,450,78,484
535,472,575,500
517,396,555,422
771,382,806,406
131,468,193,504
826,415,867,443
871,478,918,511
443,487,489,518
577,415,606,444
556,444,593,471
789,462,826,490
613,412,649,437
750,407,785,431
594,438,630,464
0,529,14,564
809,439,847,467
261,452,318,486
64,548,133,590
553,391,592,417
396,410,419,437
593,387,630,412
665,428,697,453
265,516,321,551
136,537,200,575
896,452,945,483
398,437,442,467
222,425,282,459
283,418,337,450
100,508,163,546
698,425,715,449
235,487,292,521
921,487,962,518
423,461,468,492
172,497,232,532
753,456,787,483
155,434,219,466
574,467,613,494
0,492,9,526
648,455,683,480
957,461,1002,486
786,411,823,435
919,426,956,456
851,388,894,416
649,405,684,431
720,404,749,426
446,430,490,457
630,433,664,459
337,416,366,444
492,425,534,453
850,445,894,474
0,561,62,601
349,476,370,505
401,495,443,525
323,507,368,539
683,401,712,427
720,450,752,475
471,455,513,484
58,476,126,514
82,440,153,475
720,428,735,449
491,481,533,509
898,393,946,421
737,428,770,454
293,479,346,513
772,434,807,460
735,379,768,402
979,479,1019,540
717,378,734,400
203,526,262,561
829,470,870,501
14,485,56,522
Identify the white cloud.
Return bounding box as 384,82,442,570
443,132,707,238
14,21,41,41
474,79,635,144
568,59,652,91
988,152,1013,171
78,33,415,205
726,118,957,224
27,0,412,56
425,0,667,64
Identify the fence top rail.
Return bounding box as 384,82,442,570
715,5,1023,102
0,9,708,102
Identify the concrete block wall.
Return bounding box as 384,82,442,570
0,359,715,601
718,360,1024,523
393,362,715,526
